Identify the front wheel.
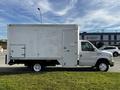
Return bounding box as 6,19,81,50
96,62,109,72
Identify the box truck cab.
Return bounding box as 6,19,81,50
6,24,114,72
79,40,114,71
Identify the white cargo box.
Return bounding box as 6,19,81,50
7,24,79,66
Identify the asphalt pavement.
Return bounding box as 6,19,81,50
109,56,120,72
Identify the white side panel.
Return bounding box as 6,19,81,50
9,27,38,58
37,29,62,58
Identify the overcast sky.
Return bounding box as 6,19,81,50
0,0,120,38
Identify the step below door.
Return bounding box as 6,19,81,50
10,45,25,58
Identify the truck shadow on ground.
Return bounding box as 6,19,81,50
0,67,97,75
46,67,96,72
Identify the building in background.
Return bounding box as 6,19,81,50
0,39,7,49
80,32,120,48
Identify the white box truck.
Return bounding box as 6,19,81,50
6,24,114,72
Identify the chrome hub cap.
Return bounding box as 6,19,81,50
99,63,107,71
33,64,41,72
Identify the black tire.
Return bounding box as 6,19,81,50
96,62,109,72
113,52,118,57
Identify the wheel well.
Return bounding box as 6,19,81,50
113,51,118,54
9,60,60,66
113,52,118,57
95,58,109,66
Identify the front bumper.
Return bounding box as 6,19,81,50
109,61,114,67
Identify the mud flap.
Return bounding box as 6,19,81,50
5,55,7,64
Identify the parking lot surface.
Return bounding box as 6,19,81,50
109,57,120,72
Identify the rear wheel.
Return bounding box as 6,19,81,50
33,63,43,72
96,62,109,72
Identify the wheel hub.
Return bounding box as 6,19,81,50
99,63,107,71
33,64,41,72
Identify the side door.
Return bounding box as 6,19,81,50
63,30,78,67
10,44,25,58
79,41,97,66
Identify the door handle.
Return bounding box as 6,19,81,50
80,54,82,57
64,47,67,49
11,50,14,53
66,50,70,52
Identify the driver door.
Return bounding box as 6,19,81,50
79,41,98,66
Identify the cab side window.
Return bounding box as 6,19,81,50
81,42,94,51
